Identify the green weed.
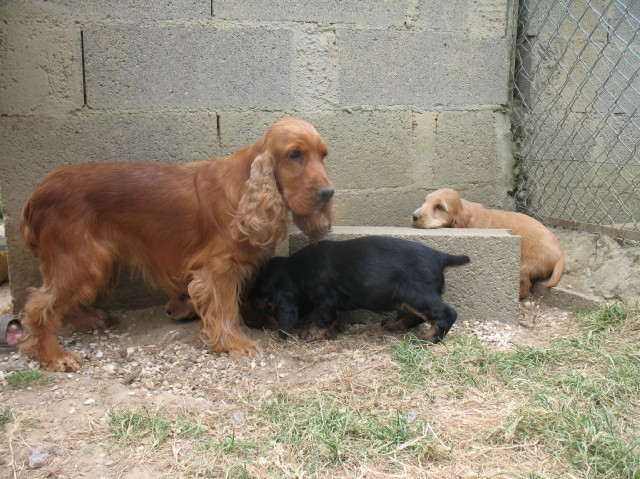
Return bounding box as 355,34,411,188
107,406,203,449
6,370,50,389
0,405,12,425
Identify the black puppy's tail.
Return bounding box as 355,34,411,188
443,253,471,268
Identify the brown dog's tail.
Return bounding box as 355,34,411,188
545,254,565,288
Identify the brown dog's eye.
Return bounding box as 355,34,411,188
288,150,303,161
435,204,445,212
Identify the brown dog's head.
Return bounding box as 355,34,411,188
265,118,334,241
233,118,334,247
411,188,462,228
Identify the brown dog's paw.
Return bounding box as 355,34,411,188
300,324,335,342
42,351,83,372
227,339,262,359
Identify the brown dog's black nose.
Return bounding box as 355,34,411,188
317,187,335,203
412,213,420,222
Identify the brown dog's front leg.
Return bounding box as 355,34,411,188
188,267,261,358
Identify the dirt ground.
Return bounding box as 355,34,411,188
0,294,574,479
0,226,637,478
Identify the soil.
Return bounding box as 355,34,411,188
0,290,571,479
0,225,637,478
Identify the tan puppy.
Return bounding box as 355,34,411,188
412,188,564,299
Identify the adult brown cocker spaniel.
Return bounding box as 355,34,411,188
20,118,334,371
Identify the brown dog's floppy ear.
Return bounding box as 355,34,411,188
292,198,333,244
231,154,288,248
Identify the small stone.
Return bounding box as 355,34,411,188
28,448,49,469
95,351,104,358
84,398,96,406
143,380,155,390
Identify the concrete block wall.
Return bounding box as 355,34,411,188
0,0,518,311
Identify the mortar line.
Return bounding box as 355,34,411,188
80,30,87,106
216,113,222,147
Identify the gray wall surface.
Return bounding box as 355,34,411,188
0,0,517,310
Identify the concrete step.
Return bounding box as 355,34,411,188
288,226,520,324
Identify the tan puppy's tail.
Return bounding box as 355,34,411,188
545,254,565,288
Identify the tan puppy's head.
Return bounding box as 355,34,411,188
411,188,463,228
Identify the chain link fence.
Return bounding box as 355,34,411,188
511,0,640,241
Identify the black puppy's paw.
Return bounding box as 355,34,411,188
300,324,335,342
410,321,440,343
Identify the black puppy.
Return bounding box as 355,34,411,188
249,236,470,342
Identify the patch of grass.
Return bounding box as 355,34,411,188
6,370,51,389
392,302,640,478
393,333,491,394
576,301,634,333
263,391,442,472
226,464,252,479
197,430,258,456
0,405,13,425
107,406,204,449
495,303,640,478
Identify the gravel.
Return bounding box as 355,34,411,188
0,298,569,397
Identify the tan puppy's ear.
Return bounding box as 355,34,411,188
231,154,288,248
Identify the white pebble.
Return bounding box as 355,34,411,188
84,398,96,405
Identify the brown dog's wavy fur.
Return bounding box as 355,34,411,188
412,188,564,299
20,118,334,371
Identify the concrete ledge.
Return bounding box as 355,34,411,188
288,226,521,324
532,284,603,313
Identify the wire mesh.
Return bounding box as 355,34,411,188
511,0,640,241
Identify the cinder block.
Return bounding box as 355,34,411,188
0,24,83,115
331,188,427,227
338,30,509,107
291,30,340,112
83,26,293,109
433,110,506,187
289,226,520,324
312,111,415,189
414,0,510,38
0,0,209,23
212,0,406,27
